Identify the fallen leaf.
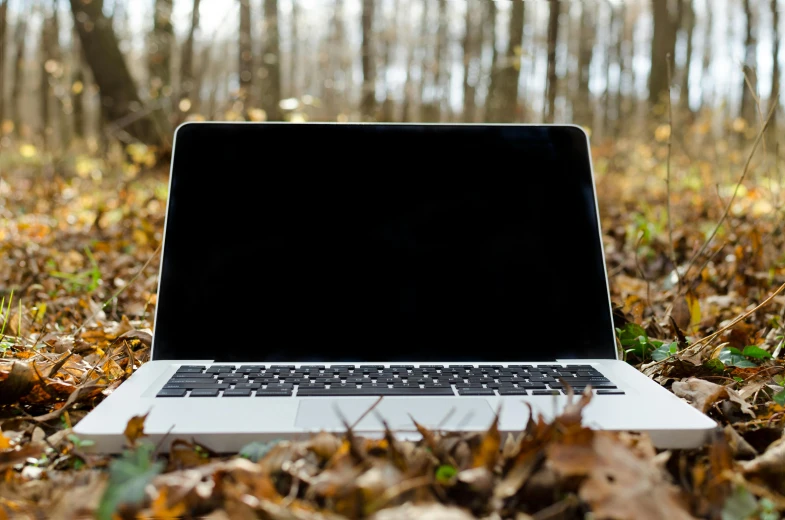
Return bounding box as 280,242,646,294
368,503,475,520
672,378,727,413
123,412,150,448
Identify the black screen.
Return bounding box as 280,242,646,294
152,124,616,362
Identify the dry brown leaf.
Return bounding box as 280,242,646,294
725,386,756,417
123,412,150,447
741,438,785,475
672,378,727,413
550,432,696,520
369,503,475,520
473,414,500,470
0,362,36,405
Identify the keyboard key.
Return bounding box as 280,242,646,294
166,378,222,385
532,390,562,396
257,389,293,396
164,383,230,390
597,390,625,395
205,366,235,373
178,365,206,370
157,389,187,397
269,365,295,370
190,389,220,397
220,377,247,384
457,388,495,396
176,367,204,373
359,365,384,370
172,373,215,379
300,365,325,370
390,365,414,369
298,387,455,396
418,365,444,369
237,365,266,372
223,389,252,397
498,388,530,395
235,383,262,390
329,365,355,370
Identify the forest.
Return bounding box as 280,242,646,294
2,0,785,519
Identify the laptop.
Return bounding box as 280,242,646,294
75,123,716,452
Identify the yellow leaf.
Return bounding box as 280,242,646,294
0,433,12,450
686,290,701,330
147,488,187,519
19,144,37,158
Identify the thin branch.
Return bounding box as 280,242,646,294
665,53,681,289
681,100,777,287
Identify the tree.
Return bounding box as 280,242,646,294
487,0,523,122
0,0,7,127
70,0,161,145
678,0,695,112
178,0,201,114
740,0,758,123
11,12,26,135
360,0,376,120
149,0,173,102
649,0,677,105
576,2,596,126
71,28,86,139
288,0,299,97
461,1,481,123
260,0,281,120
239,0,253,101
769,0,780,141
545,0,560,123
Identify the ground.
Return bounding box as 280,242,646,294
1,127,785,519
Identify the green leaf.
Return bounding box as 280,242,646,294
651,342,679,361
239,440,280,462
773,389,785,407
741,345,772,360
721,486,759,520
732,376,744,383
617,323,647,347
703,359,726,374
97,442,164,520
718,348,757,368
435,464,458,483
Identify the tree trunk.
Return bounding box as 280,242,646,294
545,0,560,123
360,0,376,120
649,0,677,105
288,0,299,97
72,28,86,140
178,0,201,113
400,0,416,122
487,0,523,122
0,0,7,128
576,2,595,126
678,0,695,112
740,0,757,123
461,0,478,123
769,0,780,141
39,7,52,149
11,15,26,135
260,0,282,120
70,0,161,145
238,0,253,101
433,0,447,120
149,0,173,102
484,1,499,121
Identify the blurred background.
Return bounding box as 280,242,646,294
0,0,781,166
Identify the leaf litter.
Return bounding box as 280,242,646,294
3,136,785,519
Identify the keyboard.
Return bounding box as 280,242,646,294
156,364,623,398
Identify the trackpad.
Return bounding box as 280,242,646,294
295,398,495,431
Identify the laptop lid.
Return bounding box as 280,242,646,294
152,123,615,362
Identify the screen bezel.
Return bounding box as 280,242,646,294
150,122,618,361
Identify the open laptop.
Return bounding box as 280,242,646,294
75,123,716,452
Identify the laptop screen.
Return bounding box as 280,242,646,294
153,124,616,362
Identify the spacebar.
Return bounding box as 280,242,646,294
297,387,455,396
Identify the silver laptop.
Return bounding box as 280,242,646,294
75,123,715,452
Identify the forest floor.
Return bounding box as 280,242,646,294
2,129,785,520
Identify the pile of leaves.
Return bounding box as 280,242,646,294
3,132,785,519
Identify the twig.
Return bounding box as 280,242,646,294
681,101,777,286
665,53,681,290
350,396,384,430
690,280,785,351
